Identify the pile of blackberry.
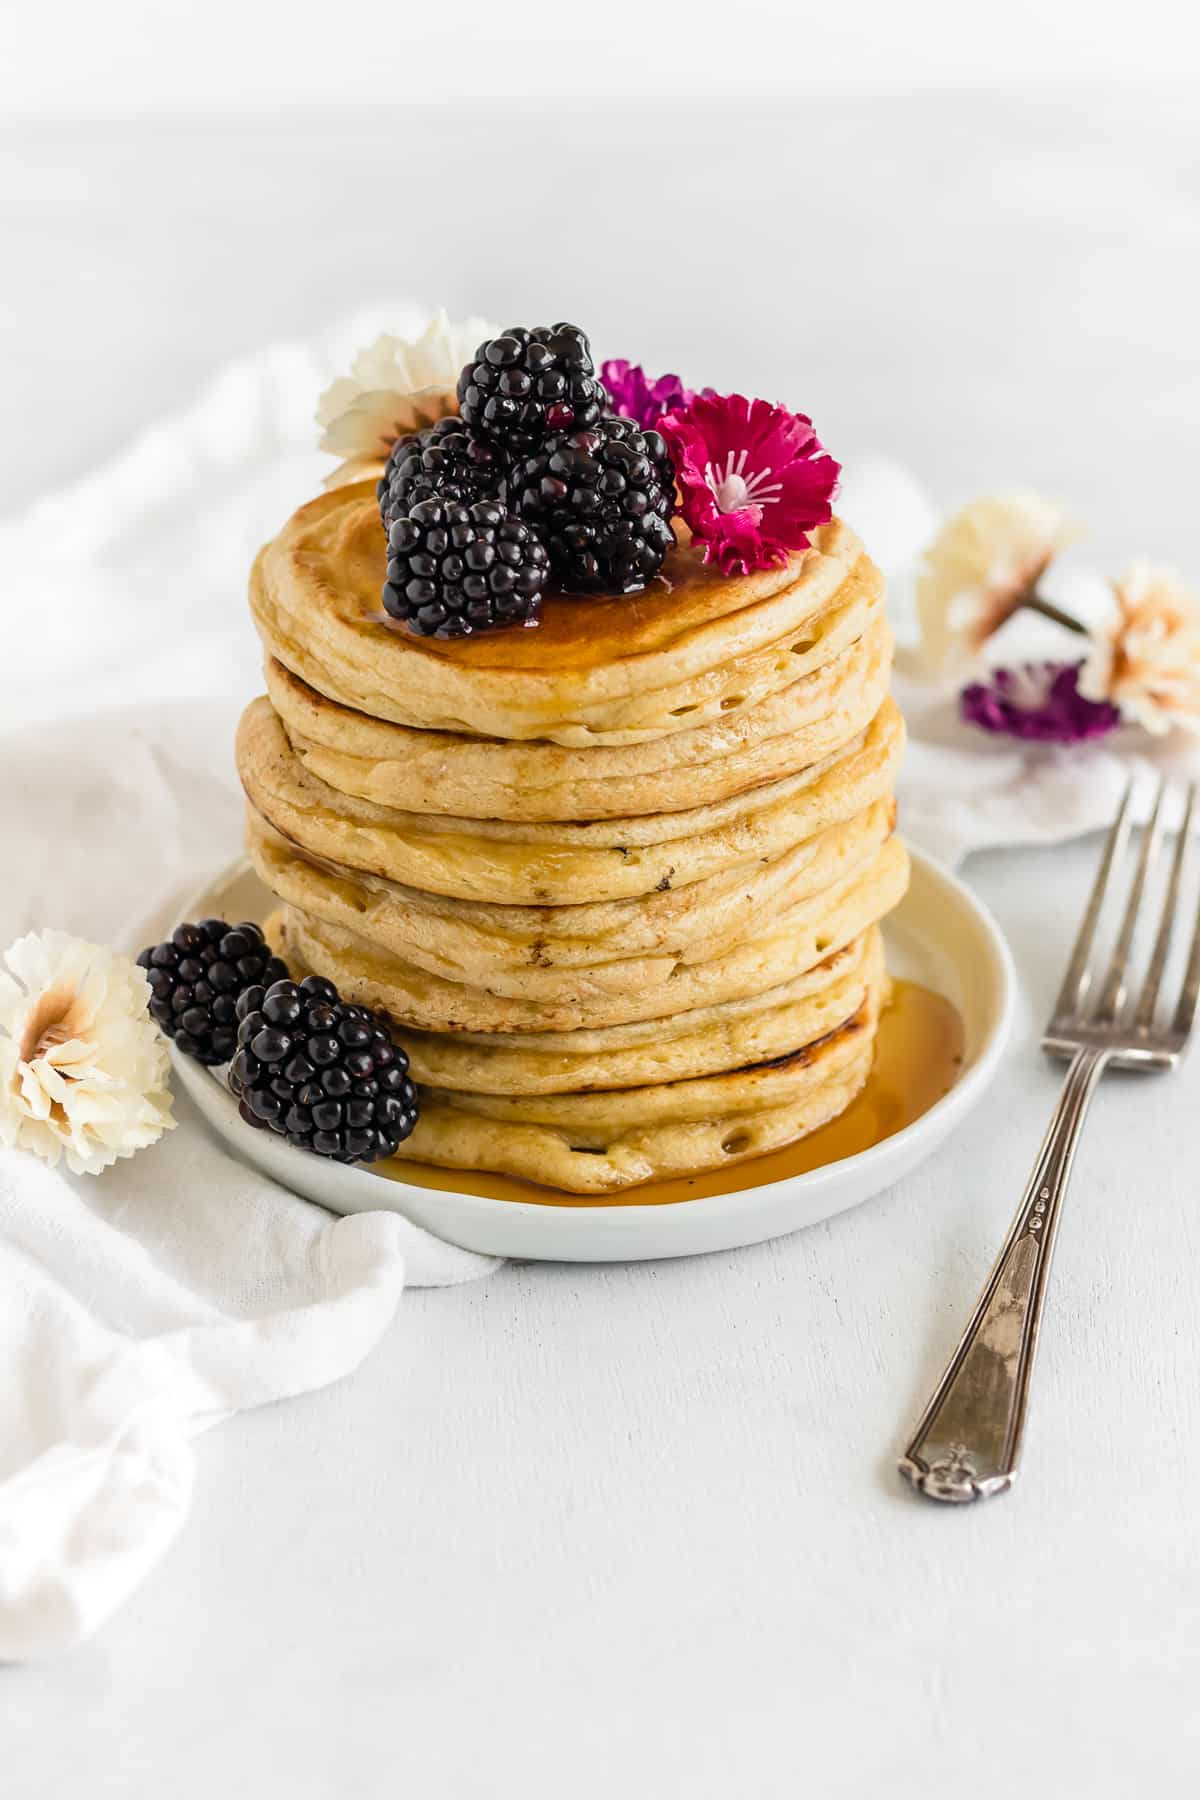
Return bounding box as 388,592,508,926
457,324,607,453
378,322,676,635
141,921,421,1165
137,920,287,1066
230,976,419,1164
383,498,550,639
511,417,676,594
378,416,507,534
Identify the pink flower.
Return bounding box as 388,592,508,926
600,359,694,431
659,393,840,576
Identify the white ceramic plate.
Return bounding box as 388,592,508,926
171,848,1015,1261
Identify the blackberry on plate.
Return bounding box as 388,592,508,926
137,920,287,1066
377,416,508,534
457,323,607,454
229,974,419,1164
511,415,676,593
382,496,549,637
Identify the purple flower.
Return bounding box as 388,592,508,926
960,662,1121,744
601,359,693,431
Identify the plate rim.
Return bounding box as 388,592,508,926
174,843,1016,1235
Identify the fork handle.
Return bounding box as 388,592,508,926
898,1047,1109,1502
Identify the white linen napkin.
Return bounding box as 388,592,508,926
0,1097,494,1663
0,700,499,1662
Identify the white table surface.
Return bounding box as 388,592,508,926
5,91,1200,1796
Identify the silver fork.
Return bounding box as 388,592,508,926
899,776,1200,1503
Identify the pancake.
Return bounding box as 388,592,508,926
385,990,881,1194
249,481,880,744
270,836,910,1033
397,932,884,1094
436,963,886,1132
265,607,891,821
237,693,905,905
246,795,893,987
272,913,881,1092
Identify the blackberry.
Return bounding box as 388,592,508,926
377,416,508,534
457,323,607,454
382,497,549,637
229,974,419,1164
511,416,676,593
137,920,287,1066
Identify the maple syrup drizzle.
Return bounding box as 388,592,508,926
353,524,789,674
373,980,964,1209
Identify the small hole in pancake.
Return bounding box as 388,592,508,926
720,695,744,711
722,1132,751,1155
791,637,815,655
670,704,699,717
815,937,831,952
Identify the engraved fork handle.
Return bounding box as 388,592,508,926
898,1047,1109,1503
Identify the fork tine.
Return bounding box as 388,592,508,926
1051,777,1135,1025
1094,775,1168,1022
1136,782,1196,1030
1171,784,1200,1039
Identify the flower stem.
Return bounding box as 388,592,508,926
1022,592,1089,636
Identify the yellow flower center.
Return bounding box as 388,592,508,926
18,983,89,1063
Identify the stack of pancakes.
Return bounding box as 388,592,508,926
237,481,908,1194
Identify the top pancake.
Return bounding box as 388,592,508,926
250,481,880,744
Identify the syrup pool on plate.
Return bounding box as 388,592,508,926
373,980,965,1209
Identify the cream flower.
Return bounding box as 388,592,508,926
316,309,502,488
916,492,1082,676
0,931,175,1176
1079,563,1200,735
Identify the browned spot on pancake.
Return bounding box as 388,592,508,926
722,998,870,1077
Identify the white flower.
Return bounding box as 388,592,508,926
1079,562,1200,735
0,931,175,1176
316,309,502,488
916,491,1081,676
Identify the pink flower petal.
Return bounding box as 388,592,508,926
660,393,840,577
